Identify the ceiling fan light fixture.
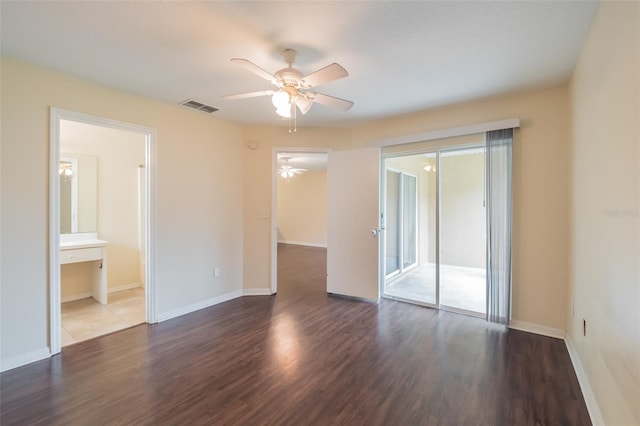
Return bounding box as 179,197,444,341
272,90,289,109
276,105,292,118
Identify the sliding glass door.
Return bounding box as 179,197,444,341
382,147,486,315
383,155,436,305
439,147,487,314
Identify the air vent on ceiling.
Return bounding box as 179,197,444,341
180,99,219,113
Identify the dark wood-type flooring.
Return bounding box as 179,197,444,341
1,243,590,425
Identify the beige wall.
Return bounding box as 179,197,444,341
354,86,571,331
277,169,327,247
440,151,485,268
60,121,146,297
568,2,639,424
1,57,244,365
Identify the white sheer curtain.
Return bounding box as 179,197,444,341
486,128,513,324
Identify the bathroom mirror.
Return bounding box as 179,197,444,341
60,153,97,234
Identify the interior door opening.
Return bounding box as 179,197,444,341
50,108,156,355
271,148,331,295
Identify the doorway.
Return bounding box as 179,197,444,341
382,145,487,316
271,148,331,294
49,108,156,354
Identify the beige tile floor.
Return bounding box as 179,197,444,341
385,263,486,314
61,288,145,346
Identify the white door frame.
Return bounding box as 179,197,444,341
270,147,332,294
49,107,157,355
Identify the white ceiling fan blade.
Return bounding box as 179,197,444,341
223,90,274,100
230,58,279,86
308,92,354,111
301,63,348,88
296,95,313,115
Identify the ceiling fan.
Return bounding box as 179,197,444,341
223,48,354,119
278,157,307,182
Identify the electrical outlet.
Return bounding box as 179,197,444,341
214,267,220,278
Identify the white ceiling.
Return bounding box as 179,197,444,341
0,1,599,127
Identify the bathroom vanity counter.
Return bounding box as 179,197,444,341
60,239,109,304
60,239,109,250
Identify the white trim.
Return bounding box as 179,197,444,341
369,118,520,148
108,283,142,293
508,320,565,339
61,292,93,303
49,107,158,356
156,290,243,322
565,335,605,426
271,147,333,295
144,128,158,324
49,109,62,356
277,240,327,248
0,348,50,373
243,288,273,296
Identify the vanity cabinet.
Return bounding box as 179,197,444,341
60,239,109,304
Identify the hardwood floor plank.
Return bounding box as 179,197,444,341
1,244,590,425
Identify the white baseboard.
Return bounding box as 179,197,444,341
108,283,142,293
61,292,92,303
0,347,50,373
565,335,605,426
157,290,243,322
508,320,565,339
277,240,327,248
243,288,273,296
60,283,142,303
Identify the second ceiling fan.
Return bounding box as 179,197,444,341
224,48,354,118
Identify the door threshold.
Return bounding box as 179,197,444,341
382,294,485,319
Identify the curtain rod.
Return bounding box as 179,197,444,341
368,118,520,148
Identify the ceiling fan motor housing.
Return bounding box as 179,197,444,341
275,68,303,86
